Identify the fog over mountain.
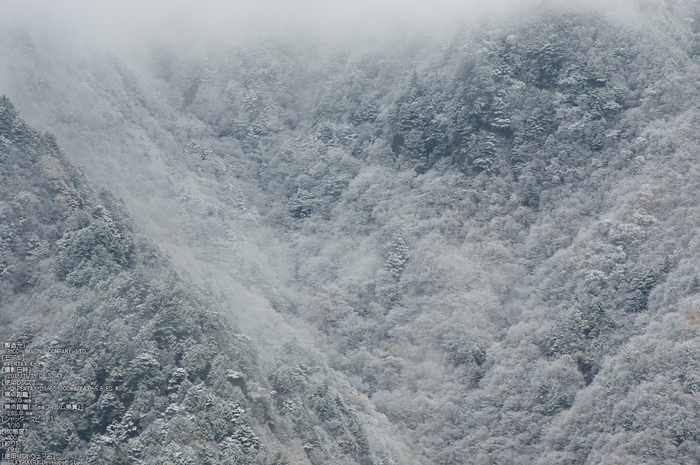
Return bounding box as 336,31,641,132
3,1,700,464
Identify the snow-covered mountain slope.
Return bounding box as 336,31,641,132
4,2,700,463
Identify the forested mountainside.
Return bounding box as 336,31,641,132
5,1,700,464
0,100,387,464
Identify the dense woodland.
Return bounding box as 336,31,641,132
4,0,700,463
0,99,381,464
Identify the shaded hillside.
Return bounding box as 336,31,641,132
0,99,391,465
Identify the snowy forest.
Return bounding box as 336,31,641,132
3,0,700,463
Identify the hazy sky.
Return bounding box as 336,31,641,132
4,0,637,50
0,0,644,54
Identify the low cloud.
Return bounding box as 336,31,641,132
4,0,639,52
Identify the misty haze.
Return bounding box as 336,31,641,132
2,0,700,464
